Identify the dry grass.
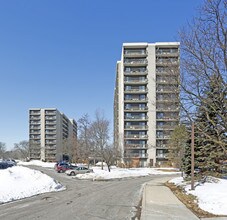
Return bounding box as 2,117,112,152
165,181,220,218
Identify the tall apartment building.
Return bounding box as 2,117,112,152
114,42,180,167
29,108,77,162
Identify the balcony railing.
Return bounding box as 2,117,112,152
30,111,40,115
124,59,148,65
125,134,148,139
156,136,170,139
156,154,168,159
156,126,174,130
125,116,148,121
45,111,56,115
124,125,148,130
124,50,147,56
125,144,148,149
156,117,178,121
156,60,179,65
124,79,148,84
125,106,148,111
30,117,41,120
124,88,148,93
124,98,148,102
124,153,148,158
124,70,148,75
45,116,56,120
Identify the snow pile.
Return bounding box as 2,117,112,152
18,160,56,168
170,176,227,215
76,167,179,180
0,166,65,204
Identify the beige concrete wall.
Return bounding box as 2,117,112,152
40,109,46,161
118,56,125,159
147,44,157,166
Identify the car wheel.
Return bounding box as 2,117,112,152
71,171,75,176
60,170,63,173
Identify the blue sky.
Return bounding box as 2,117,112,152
0,0,203,150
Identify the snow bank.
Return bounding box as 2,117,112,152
0,166,65,203
169,176,227,215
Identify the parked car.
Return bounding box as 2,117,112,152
0,161,9,169
55,162,77,173
6,159,17,166
65,166,93,176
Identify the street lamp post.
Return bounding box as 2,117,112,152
191,122,195,190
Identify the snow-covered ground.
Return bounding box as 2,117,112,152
0,166,65,204
170,176,227,215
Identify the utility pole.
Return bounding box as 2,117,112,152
191,122,195,190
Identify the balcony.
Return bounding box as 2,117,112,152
30,121,41,125
124,88,148,94
124,106,148,112
156,126,175,130
156,117,178,122
30,125,41,129
124,59,148,66
156,99,179,103
124,153,148,158
45,130,56,134
30,111,40,115
156,79,178,85
156,136,170,140
156,144,168,149
30,130,40,134
45,125,57,129
156,107,179,112
124,98,148,103
156,59,179,66
124,116,148,121
156,87,179,93
45,135,56,139
124,50,147,57
30,116,41,120
124,125,148,130
124,79,148,85
124,70,148,76
45,121,56,125
156,51,178,57
45,111,56,115
45,140,56,144
124,134,148,139
125,144,148,149
30,135,41,139
156,154,168,159
45,116,56,120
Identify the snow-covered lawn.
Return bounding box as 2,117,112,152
0,166,65,204
76,166,179,180
170,176,227,215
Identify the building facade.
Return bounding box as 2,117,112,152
29,108,77,162
114,42,180,167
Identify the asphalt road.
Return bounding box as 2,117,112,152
0,166,154,220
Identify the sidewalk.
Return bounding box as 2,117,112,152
140,176,199,220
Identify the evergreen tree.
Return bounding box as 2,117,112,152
168,124,189,169
194,74,227,175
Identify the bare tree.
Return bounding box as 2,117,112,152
77,114,93,165
14,140,29,160
90,110,110,170
0,142,6,159
180,0,227,157
103,144,121,172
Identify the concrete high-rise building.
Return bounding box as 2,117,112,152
29,108,77,162
114,42,180,167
